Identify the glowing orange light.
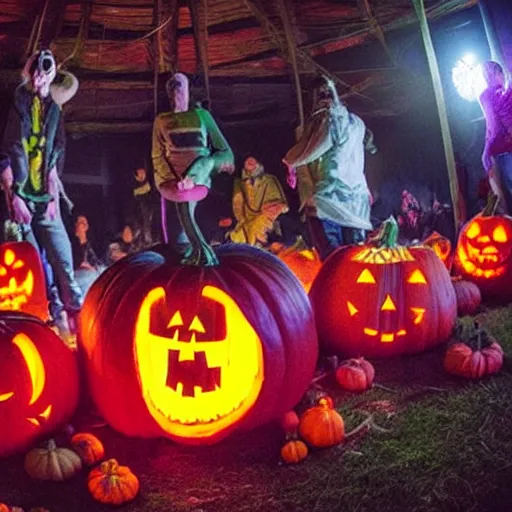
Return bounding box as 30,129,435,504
381,294,396,311
135,285,264,439
493,225,508,242
347,301,358,316
357,269,376,284
408,269,427,284
0,251,34,311
411,308,426,325
466,223,480,239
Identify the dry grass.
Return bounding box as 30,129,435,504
1,306,512,512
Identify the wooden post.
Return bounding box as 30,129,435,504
478,0,506,68
277,0,304,131
411,0,460,231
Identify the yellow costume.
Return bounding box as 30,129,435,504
229,162,288,245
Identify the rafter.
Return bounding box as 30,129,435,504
242,0,372,101
277,0,304,129
357,0,395,65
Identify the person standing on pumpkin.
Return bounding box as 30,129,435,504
479,61,512,214
152,73,234,261
228,156,289,247
0,50,83,339
282,75,375,261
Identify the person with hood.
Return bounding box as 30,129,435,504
282,75,376,260
0,50,83,338
228,156,288,246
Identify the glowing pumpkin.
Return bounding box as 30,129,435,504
453,195,512,300
310,217,457,358
271,237,322,293
422,231,452,270
0,242,47,321
0,312,79,457
79,244,318,445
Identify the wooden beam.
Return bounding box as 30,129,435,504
358,0,395,65
277,0,304,130
189,0,211,108
157,0,180,73
411,0,460,230
243,0,372,102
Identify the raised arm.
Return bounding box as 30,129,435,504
479,89,501,172
283,111,332,168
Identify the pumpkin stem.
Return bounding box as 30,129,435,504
372,216,399,248
176,201,219,267
482,193,499,217
47,439,57,451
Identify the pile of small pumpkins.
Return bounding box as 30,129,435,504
280,358,375,464
23,432,139,506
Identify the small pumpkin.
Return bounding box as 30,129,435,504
444,321,504,379
71,433,105,466
335,358,375,392
451,277,481,316
298,398,344,448
280,410,299,434
24,439,82,481
0,504,10,512
281,439,308,464
88,459,139,505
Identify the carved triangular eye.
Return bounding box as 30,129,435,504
167,311,184,328
356,269,376,284
189,316,206,333
408,269,427,284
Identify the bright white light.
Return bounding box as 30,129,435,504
452,54,487,101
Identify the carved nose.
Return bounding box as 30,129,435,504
477,235,490,243
381,294,396,311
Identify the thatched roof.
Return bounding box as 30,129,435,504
0,0,477,133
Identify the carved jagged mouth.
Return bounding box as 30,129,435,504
166,349,221,397
458,245,506,278
0,271,34,310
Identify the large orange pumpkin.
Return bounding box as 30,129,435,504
0,241,48,321
79,236,318,445
0,312,79,457
310,217,457,358
453,195,512,300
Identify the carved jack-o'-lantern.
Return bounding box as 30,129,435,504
0,243,47,321
422,231,453,271
0,312,79,457
310,218,457,358
454,195,512,300
79,243,318,445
